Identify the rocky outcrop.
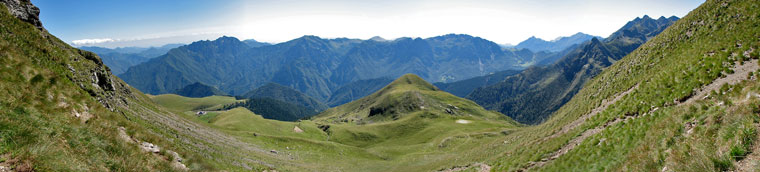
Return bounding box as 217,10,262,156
0,0,44,31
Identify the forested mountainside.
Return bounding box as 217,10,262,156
172,82,227,98
118,34,560,101
240,82,328,111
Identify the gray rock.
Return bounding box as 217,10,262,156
140,142,161,153
0,0,44,31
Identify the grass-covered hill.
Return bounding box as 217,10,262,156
483,0,760,171
313,74,516,124
150,94,242,112
150,74,522,171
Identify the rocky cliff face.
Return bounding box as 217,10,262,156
0,0,44,31
68,49,136,111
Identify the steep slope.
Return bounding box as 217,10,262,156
515,32,600,52
467,15,678,124
0,1,315,171
481,0,760,171
172,82,227,98
240,82,328,112
119,36,250,95
326,77,394,107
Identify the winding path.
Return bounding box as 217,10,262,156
522,59,759,171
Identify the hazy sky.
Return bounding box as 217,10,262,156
33,0,704,48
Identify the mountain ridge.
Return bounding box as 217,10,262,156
119,33,553,101
467,15,679,124
515,32,600,52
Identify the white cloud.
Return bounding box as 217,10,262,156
70,32,226,48
71,38,117,46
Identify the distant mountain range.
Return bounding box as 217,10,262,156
466,15,679,124
515,32,601,52
79,44,183,74
242,38,271,48
118,34,562,102
433,69,521,97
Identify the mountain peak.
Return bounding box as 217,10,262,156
313,73,508,124
570,32,586,37
214,36,240,42
369,36,387,42
299,35,322,40
384,74,438,92
590,37,602,44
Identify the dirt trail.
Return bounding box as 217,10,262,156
523,112,647,171
662,59,759,172
121,102,291,169
545,83,639,141
686,59,758,104
438,163,491,172
524,59,759,171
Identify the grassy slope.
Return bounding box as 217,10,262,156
0,2,324,171
484,0,760,171
309,74,521,170
0,3,192,171
155,74,522,171
149,94,241,112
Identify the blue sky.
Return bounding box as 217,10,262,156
33,0,704,48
